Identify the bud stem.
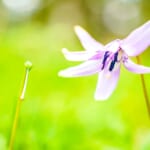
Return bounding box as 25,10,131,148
20,68,30,100
8,61,32,150
136,56,150,119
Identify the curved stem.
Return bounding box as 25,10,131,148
8,99,22,150
8,61,32,150
20,69,30,100
136,56,150,119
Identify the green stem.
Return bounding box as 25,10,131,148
20,68,30,100
8,61,32,150
136,56,150,119
8,98,22,150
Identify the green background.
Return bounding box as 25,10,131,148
0,0,150,149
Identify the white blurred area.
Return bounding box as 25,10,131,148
102,0,141,36
2,0,41,17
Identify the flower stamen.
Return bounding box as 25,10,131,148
102,51,109,70
109,52,118,71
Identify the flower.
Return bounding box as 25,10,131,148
59,21,150,100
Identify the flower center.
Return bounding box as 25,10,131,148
101,50,122,72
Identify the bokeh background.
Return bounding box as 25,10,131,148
0,0,150,149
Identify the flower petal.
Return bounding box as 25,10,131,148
62,48,101,61
74,25,104,51
58,60,101,77
94,63,120,100
123,58,150,74
121,21,150,56
105,39,120,53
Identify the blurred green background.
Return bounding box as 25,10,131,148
0,0,150,149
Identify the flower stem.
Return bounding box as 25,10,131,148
136,56,150,119
8,61,32,150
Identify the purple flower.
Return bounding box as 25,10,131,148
59,21,150,100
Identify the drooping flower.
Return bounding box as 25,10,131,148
59,21,150,100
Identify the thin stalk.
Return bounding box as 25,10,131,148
8,61,32,150
136,56,150,118
8,98,22,150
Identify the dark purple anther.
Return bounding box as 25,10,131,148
101,51,109,70
109,52,118,71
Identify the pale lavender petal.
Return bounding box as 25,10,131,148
62,48,101,61
58,60,101,77
105,39,121,53
121,21,150,56
94,63,121,100
74,25,104,51
123,58,150,74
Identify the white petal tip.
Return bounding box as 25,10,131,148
62,48,69,54
58,71,66,77
74,25,84,33
74,25,81,29
58,71,73,77
94,95,109,101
